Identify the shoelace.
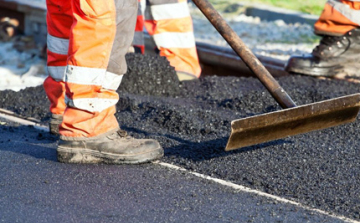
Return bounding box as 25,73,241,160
313,35,346,54
116,129,128,137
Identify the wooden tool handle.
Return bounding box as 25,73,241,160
192,0,296,108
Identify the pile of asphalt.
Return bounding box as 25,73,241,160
1,53,360,220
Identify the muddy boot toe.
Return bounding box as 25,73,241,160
57,128,164,164
49,114,63,135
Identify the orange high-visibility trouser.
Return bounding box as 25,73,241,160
132,0,201,78
44,0,138,138
314,0,360,36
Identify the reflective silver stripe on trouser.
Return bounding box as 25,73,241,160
65,65,122,90
65,96,119,113
140,0,146,14
153,32,195,48
149,1,190,20
147,0,179,5
328,0,360,25
144,0,189,21
64,65,123,112
46,34,68,81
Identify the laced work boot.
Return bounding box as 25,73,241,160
57,128,164,164
49,114,63,135
285,28,360,76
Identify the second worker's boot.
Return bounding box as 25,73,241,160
57,128,164,164
49,114,63,135
285,28,360,77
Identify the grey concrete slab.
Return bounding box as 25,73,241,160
244,4,318,25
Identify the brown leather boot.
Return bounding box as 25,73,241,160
285,28,360,77
57,128,163,164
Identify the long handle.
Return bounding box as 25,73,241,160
192,0,296,108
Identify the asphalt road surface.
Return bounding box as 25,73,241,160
1,53,360,222
0,120,350,223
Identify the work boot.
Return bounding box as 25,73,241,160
285,28,360,77
49,114,63,135
57,128,164,164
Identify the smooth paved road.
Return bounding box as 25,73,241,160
0,118,352,223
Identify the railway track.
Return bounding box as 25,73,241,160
0,0,288,79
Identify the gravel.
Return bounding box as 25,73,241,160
189,2,317,60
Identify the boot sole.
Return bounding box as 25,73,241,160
57,146,164,164
285,57,360,77
286,65,343,77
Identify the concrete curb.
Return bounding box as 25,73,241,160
244,4,319,25
214,2,319,25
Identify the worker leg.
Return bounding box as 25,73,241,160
145,0,202,79
132,0,145,53
59,0,120,138
56,0,163,164
285,0,360,77
44,0,72,133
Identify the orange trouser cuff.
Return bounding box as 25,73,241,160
43,76,66,115
59,105,119,138
314,1,360,35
